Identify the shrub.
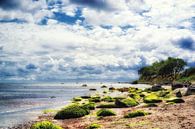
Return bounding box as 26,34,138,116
96,109,116,116
166,97,185,103
115,98,138,107
86,123,101,129
81,102,95,110
30,121,63,129
89,96,101,102
124,110,149,118
101,96,114,102
96,103,117,108
144,94,162,103
54,104,89,119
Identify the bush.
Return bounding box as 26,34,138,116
124,110,149,118
86,123,101,129
54,104,89,119
144,94,162,103
31,121,62,129
89,96,101,102
115,98,138,107
166,97,185,103
101,96,114,102
96,103,117,108
81,102,95,110
96,109,116,116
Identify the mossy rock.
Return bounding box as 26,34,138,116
115,97,138,107
124,110,150,118
80,96,91,99
96,109,116,116
166,97,185,103
54,104,89,119
96,103,117,108
86,123,101,129
81,102,95,110
101,96,115,102
144,103,158,107
31,121,63,129
89,96,101,102
113,96,126,100
101,85,107,88
128,93,141,100
144,94,162,103
73,97,82,102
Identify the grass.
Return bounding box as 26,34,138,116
96,109,116,117
54,104,89,119
115,97,138,107
124,110,150,118
86,123,101,129
30,121,63,129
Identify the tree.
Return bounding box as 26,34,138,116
138,57,187,82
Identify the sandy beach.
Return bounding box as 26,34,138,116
9,84,195,129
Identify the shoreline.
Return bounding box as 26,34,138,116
8,84,195,129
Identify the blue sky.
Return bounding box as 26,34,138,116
0,0,195,82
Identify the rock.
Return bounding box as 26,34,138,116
89,88,97,91
172,83,184,90
176,91,182,97
151,84,162,91
82,84,87,87
109,87,115,90
101,85,107,88
174,87,191,96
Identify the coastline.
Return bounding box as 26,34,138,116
8,84,195,129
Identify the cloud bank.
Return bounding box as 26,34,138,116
0,0,195,82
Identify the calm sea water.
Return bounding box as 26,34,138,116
0,83,92,129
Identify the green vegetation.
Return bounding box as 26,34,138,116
137,57,187,84
124,110,150,118
143,93,162,103
144,103,158,107
165,97,185,103
101,96,114,102
115,97,138,107
54,104,89,119
30,121,63,129
96,103,117,108
73,97,82,102
81,102,96,110
96,109,116,116
89,96,101,102
86,123,101,129
43,109,57,114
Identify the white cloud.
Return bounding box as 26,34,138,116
0,0,195,81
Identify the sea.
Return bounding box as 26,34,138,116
0,82,150,129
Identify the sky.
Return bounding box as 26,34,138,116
0,0,195,82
